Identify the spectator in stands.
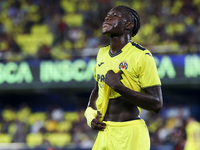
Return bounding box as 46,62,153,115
184,117,200,150
0,0,199,61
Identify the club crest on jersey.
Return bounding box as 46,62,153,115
119,61,128,70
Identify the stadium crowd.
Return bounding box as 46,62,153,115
0,102,199,150
0,0,199,61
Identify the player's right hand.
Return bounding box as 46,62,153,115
91,113,106,131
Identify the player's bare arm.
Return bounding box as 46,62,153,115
87,81,98,109
87,82,106,130
105,70,163,113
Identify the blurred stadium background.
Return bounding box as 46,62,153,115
0,0,200,150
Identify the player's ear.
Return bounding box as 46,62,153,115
126,22,134,31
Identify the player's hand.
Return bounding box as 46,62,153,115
91,111,106,131
105,70,123,89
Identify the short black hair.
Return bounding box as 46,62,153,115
118,5,141,37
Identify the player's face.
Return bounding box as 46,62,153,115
102,7,129,37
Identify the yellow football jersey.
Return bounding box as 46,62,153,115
94,41,161,102
184,120,200,150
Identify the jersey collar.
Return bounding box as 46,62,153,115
108,41,132,58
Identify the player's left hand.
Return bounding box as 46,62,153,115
91,111,106,131
105,70,122,89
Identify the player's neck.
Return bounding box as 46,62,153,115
109,34,131,54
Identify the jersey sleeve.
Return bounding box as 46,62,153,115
138,51,161,88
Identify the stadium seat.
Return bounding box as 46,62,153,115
51,44,71,59
17,106,32,123
65,111,79,122
56,120,72,132
29,112,47,125
31,25,49,34
60,0,76,13
78,1,90,12
63,40,72,50
2,109,16,122
8,123,17,135
62,13,83,27
26,133,43,148
45,133,71,148
0,41,9,51
0,134,12,143
74,39,86,49
15,25,53,56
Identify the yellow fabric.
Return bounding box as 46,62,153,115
92,119,150,150
94,41,161,121
45,120,57,132
96,82,111,122
184,121,200,150
84,107,98,128
96,69,142,122
94,41,161,99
